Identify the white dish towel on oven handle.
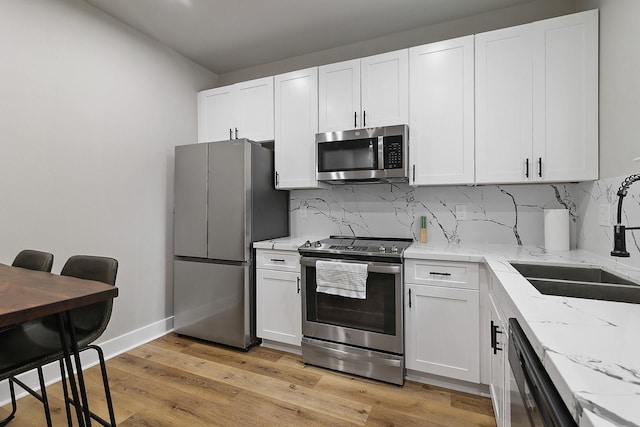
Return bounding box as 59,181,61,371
315,260,368,299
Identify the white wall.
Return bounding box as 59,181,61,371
217,0,575,85
577,0,640,178
0,0,217,345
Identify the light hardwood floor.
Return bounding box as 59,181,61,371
1,334,496,426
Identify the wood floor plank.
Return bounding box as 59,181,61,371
181,341,323,389
451,390,496,418
108,352,242,404
226,389,360,426
1,333,496,426
128,344,372,425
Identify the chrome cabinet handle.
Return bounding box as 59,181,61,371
412,165,416,183
235,127,238,139
275,171,279,187
354,111,357,128
270,258,285,263
525,158,530,178
408,288,412,308
363,110,366,127
297,277,300,294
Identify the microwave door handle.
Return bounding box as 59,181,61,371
377,136,384,171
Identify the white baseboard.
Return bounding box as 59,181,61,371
0,316,174,406
405,369,491,397
259,339,302,355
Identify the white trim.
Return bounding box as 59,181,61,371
0,316,174,406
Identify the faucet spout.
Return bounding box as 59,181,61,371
611,173,640,257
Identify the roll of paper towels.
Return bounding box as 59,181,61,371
544,209,570,251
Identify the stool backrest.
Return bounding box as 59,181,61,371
61,255,118,336
12,250,54,273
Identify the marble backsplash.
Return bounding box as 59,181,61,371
576,174,640,269
290,182,578,247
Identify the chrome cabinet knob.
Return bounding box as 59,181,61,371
378,244,386,252
303,240,312,248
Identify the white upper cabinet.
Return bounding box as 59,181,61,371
274,67,325,189
198,85,234,143
318,59,361,132
409,36,475,186
475,24,533,184
318,49,408,132
476,10,598,184
532,10,599,182
361,50,409,129
198,76,274,143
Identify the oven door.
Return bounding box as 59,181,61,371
300,256,403,355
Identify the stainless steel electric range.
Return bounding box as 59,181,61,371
298,236,413,385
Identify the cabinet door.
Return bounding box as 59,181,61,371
274,67,323,189
409,36,475,186
405,283,480,382
197,86,234,143
256,269,301,346
361,49,408,128
235,76,274,142
489,294,507,427
532,10,598,182
475,24,533,184
318,59,360,132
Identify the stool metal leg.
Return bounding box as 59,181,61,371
0,380,17,427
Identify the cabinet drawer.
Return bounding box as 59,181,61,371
256,249,300,272
405,259,479,290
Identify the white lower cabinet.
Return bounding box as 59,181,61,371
489,292,509,427
404,259,480,383
255,249,301,346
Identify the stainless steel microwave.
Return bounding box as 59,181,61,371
316,125,409,184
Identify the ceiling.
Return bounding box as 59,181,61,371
85,0,535,75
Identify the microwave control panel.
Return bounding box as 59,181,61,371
383,136,403,169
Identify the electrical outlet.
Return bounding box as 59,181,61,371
455,204,467,220
299,206,307,218
599,204,611,227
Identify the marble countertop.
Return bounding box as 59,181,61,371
254,237,640,426
253,236,323,251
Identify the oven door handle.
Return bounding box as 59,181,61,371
300,257,401,274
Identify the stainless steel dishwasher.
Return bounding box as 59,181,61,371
508,318,576,427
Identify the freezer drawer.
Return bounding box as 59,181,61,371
174,259,257,349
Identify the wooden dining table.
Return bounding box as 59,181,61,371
0,263,119,426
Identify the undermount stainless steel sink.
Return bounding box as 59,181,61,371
510,263,640,304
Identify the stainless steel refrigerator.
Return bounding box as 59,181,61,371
173,139,288,350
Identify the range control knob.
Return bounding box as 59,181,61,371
391,245,398,253
314,241,322,248
378,244,386,252
303,240,312,248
